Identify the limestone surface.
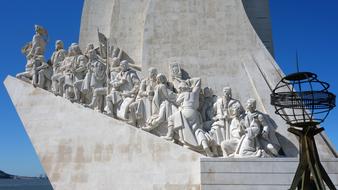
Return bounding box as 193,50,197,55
79,0,337,158
5,76,201,190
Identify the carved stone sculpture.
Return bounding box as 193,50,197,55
60,43,84,100
210,87,244,148
71,45,88,103
165,78,216,157
26,25,48,59
234,98,281,157
199,87,217,130
220,103,245,157
17,47,44,84
129,67,158,127
34,55,53,90
142,73,177,134
85,49,107,111
51,40,67,95
15,26,286,158
105,60,140,122
169,62,186,92
17,25,48,83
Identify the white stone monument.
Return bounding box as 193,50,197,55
5,0,338,189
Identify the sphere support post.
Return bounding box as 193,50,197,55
288,126,336,190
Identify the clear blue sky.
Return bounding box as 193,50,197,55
0,0,337,177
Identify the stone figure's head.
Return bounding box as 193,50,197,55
112,47,120,58
156,73,167,84
223,87,232,99
72,44,83,56
120,60,129,72
67,43,78,57
111,57,120,67
232,102,242,117
55,40,64,51
246,98,256,112
34,25,46,35
170,62,182,79
178,82,191,93
85,43,94,53
88,49,98,60
203,87,213,98
148,67,158,80
67,45,74,57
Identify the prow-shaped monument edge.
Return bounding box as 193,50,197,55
4,75,201,190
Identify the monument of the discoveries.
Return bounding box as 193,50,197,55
4,0,338,189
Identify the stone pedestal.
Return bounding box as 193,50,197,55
201,158,338,190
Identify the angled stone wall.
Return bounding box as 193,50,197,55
5,76,201,190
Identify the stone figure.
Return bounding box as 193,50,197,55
71,45,88,103
169,63,185,92
107,47,123,81
234,98,281,158
17,25,48,84
85,49,107,111
60,43,84,100
210,87,244,148
15,26,286,158
51,40,67,95
26,25,48,59
142,73,177,133
129,67,158,126
33,56,53,90
17,47,44,83
105,60,140,121
164,78,216,157
220,103,245,157
85,43,95,56
199,87,217,130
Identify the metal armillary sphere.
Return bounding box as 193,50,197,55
271,72,336,190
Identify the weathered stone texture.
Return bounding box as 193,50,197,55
5,76,201,190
